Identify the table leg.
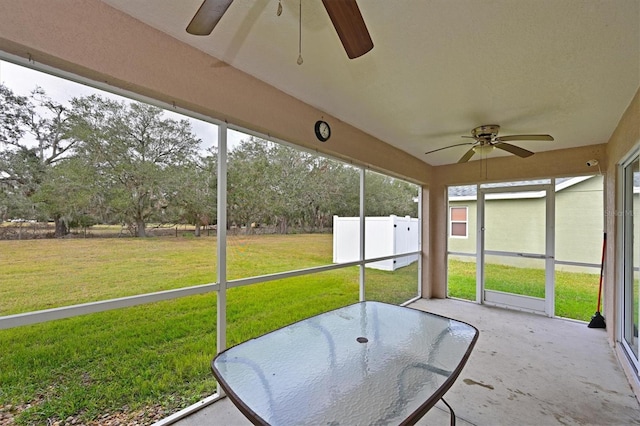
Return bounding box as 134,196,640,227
441,397,456,426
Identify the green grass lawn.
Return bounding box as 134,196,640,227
1,234,334,315
0,235,418,425
447,259,601,321
0,237,597,425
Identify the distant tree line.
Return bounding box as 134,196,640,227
0,85,418,238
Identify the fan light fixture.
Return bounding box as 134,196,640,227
473,145,495,155
425,124,554,163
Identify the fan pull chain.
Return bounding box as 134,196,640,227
297,0,303,65
481,151,488,180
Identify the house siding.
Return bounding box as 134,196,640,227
555,176,605,269
448,176,604,272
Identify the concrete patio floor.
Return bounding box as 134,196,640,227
171,298,640,425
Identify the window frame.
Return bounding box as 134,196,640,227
449,206,468,239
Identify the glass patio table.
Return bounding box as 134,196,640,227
211,301,479,425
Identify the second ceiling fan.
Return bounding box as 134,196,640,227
425,124,554,163
186,0,374,59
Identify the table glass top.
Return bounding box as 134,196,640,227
212,301,478,425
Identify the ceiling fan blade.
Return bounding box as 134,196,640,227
321,0,373,59
494,142,535,158
496,134,554,142
186,0,233,35
458,148,476,163
425,142,473,155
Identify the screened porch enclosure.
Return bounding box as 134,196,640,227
0,57,422,425
1,0,639,423
447,177,604,321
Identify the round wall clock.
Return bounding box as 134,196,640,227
314,120,331,142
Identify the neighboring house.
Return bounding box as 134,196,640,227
448,175,604,273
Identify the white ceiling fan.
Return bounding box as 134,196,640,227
425,124,554,163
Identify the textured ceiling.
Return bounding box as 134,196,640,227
102,0,639,165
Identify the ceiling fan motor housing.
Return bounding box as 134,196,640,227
472,124,500,140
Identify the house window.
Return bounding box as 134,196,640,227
450,206,468,238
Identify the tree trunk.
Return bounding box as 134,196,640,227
136,218,146,237
53,217,69,238
194,222,201,237
54,217,68,238
279,218,288,234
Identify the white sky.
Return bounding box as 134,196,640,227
0,59,248,151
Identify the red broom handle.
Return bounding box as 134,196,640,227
596,233,607,313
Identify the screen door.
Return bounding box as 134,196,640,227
478,184,555,316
